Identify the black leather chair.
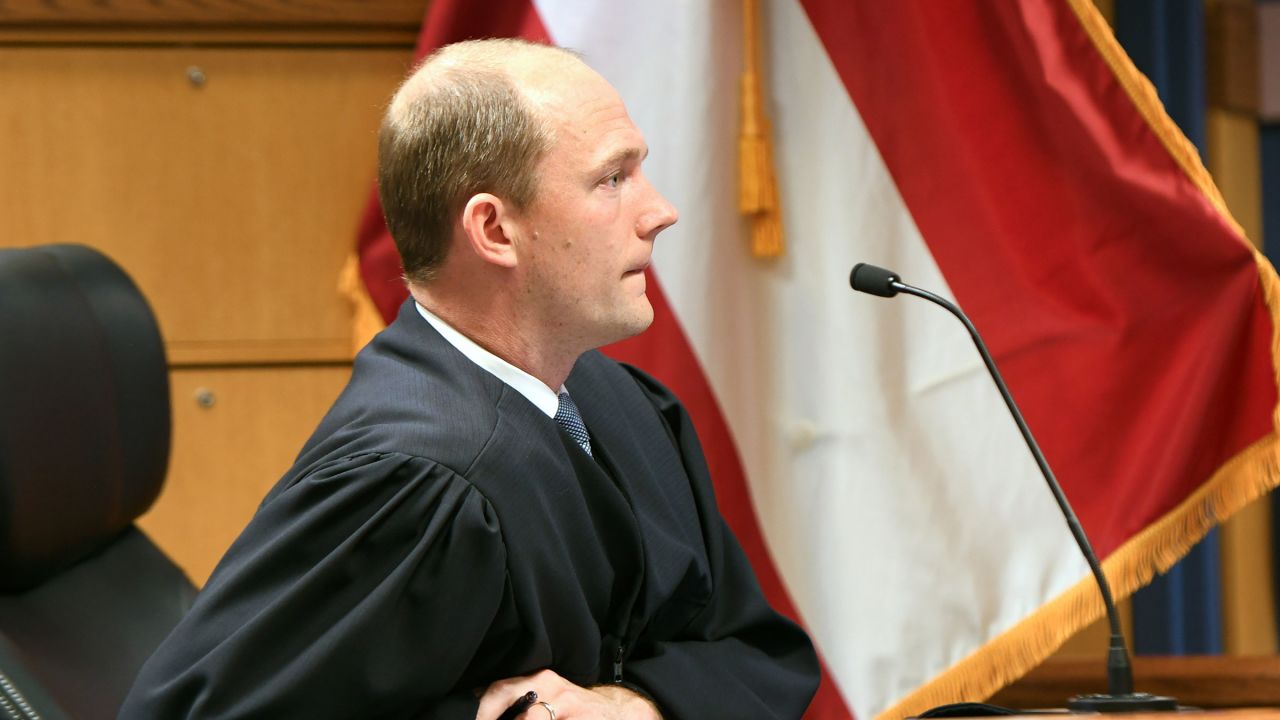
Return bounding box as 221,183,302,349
0,245,196,719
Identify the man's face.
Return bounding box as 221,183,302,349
514,68,678,353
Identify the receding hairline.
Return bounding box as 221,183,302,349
388,39,590,126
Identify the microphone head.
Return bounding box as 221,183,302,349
849,263,901,297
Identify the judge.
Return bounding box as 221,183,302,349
121,38,820,719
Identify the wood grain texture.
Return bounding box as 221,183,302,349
1206,100,1274,655
0,26,420,45
0,0,429,28
983,707,1274,712
0,45,412,364
1219,498,1278,655
990,656,1280,710
1207,0,1258,114
138,365,350,585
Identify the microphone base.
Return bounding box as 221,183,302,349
1066,693,1179,713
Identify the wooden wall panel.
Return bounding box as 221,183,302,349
0,45,411,364
0,0,428,27
1208,108,1264,249
1207,0,1258,115
139,365,351,585
1207,107,1277,656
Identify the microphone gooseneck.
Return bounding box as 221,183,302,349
849,263,1177,713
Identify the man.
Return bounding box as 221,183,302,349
121,39,819,719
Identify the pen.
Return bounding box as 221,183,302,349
497,690,538,720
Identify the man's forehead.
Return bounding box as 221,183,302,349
553,99,646,169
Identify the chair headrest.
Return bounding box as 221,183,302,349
0,245,170,592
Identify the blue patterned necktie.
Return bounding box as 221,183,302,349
555,391,593,457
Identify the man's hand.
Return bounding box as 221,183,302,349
476,669,661,720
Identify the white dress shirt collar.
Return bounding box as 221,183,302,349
415,302,563,418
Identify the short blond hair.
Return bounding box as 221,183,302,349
377,39,571,283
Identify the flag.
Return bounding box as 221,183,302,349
345,1,1280,717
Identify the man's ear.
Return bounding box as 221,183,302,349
460,193,519,269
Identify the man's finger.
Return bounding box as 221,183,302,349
475,676,537,720
476,669,583,720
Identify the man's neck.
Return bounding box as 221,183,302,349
409,285,578,392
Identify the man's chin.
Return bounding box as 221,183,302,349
593,302,654,350
625,299,656,338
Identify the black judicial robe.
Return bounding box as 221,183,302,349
120,300,819,719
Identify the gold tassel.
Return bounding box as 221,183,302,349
740,0,784,258
751,205,784,257
738,74,768,214
337,253,387,356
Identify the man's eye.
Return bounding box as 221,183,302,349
604,172,621,188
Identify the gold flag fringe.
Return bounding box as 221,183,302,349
338,253,387,356
877,2,1280,717
739,0,784,258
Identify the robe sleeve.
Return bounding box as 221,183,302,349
119,452,510,720
620,369,821,720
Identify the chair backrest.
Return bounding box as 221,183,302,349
0,244,195,720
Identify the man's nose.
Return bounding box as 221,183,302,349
638,181,679,239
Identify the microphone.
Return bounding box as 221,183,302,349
849,262,1177,713
848,263,900,297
